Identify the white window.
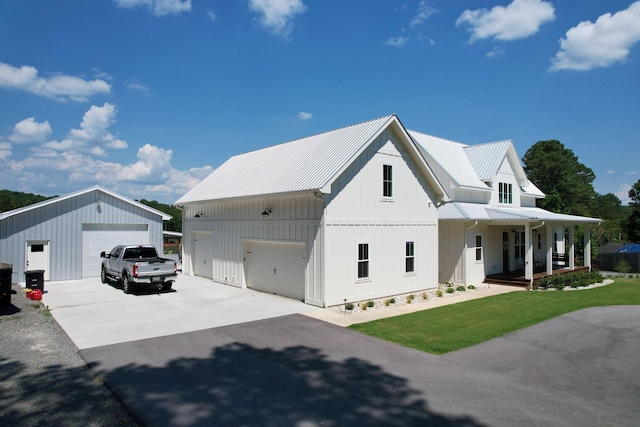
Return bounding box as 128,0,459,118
499,182,513,204
358,243,369,279
405,241,415,273
475,235,483,261
383,165,393,198
515,231,525,259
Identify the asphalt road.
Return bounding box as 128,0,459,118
80,306,640,427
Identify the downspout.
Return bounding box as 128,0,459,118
464,221,479,286
529,221,545,288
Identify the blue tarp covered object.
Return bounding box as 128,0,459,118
618,244,640,253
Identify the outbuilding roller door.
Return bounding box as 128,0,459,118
82,224,149,278
193,231,214,279
244,240,306,300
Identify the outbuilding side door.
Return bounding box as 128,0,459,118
26,240,50,280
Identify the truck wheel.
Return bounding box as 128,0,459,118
101,267,108,284
162,282,172,291
122,274,134,294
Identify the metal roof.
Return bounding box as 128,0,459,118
0,185,171,221
409,130,487,190
176,115,446,204
439,202,601,224
464,140,512,182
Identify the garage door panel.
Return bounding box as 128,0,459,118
82,224,148,278
244,240,305,300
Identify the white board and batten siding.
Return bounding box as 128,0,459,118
182,194,324,305
322,127,439,306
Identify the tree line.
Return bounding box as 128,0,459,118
522,140,640,246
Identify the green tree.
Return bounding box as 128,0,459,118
0,189,55,213
624,179,640,242
590,193,623,246
522,140,596,215
629,179,640,207
138,199,182,233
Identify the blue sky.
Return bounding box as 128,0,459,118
1,0,639,204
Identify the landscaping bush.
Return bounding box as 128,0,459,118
468,285,476,290
614,260,632,274
389,298,396,304
536,272,603,290
436,290,443,297
421,292,428,299
446,287,455,294
456,286,466,292
345,303,354,311
406,294,415,303
384,299,391,306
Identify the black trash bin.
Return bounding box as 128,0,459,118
0,263,12,307
24,270,45,293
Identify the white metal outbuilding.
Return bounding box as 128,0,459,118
0,186,170,284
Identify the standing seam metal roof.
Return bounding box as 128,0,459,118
176,115,399,204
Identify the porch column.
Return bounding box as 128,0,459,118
568,225,575,270
546,225,553,275
584,225,591,271
524,223,532,281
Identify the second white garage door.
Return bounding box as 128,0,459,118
244,240,306,300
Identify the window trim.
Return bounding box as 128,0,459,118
357,243,369,280
475,235,483,262
405,241,415,274
498,182,513,204
383,164,393,198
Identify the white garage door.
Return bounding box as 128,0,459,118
82,224,149,278
193,231,214,279
244,240,306,300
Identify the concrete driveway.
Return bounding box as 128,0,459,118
79,306,640,427
42,274,321,349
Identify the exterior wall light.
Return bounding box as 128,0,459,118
261,208,272,217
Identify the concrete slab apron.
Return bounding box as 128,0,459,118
80,307,640,427
42,275,320,349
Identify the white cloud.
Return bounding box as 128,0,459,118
207,9,217,21
486,46,506,58
456,0,555,42
44,103,127,155
386,37,409,48
9,117,52,144
0,62,111,102
249,0,307,38
626,171,639,175
606,170,616,174
0,142,11,160
297,111,312,120
549,2,640,71
410,1,437,29
114,0,191,16
127,80,149,92
117,144,172,182
615,183,632,205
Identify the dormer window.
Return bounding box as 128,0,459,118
499,182,513,204
383,165,393,198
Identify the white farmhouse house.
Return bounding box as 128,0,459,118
409,132,601,287
176,115,446,307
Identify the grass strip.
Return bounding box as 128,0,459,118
349,278,640,355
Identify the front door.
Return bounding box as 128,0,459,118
26,240,50,280
502,232,509,273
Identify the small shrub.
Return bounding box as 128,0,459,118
384,299,391,306
421,292,428,299
446,287,455,294
361,303,368,310
389,298,396,304
614,260,632,274
456,285,466,292
345,303,354,311
406,294,415,303
445,282,454,288
467,285,476,290
366,300,375,308
436,289,443,297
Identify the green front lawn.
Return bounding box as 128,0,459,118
349,278,640,355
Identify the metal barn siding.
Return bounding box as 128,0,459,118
0,188,166,283
181,194,325,306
